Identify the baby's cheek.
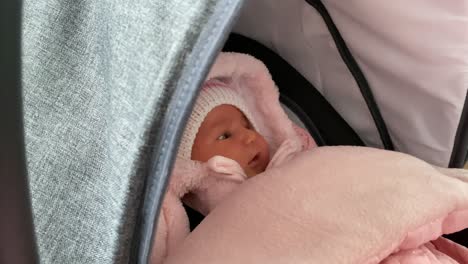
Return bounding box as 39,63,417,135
232,154,249,168
262,140,271,162
216,143,245,165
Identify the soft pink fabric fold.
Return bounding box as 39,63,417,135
164,147,468,264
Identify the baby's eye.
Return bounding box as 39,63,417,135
217,132,231,140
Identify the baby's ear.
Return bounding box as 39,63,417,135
206,156,247,182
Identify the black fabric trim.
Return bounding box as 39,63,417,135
449,90,468,168
184,204,205,231
223,33,365,147
305,0,394,151
0,0,40,263
132,1,245,263
445,230,468,249
446,91,468,246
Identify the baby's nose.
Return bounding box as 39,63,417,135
243,130,256,145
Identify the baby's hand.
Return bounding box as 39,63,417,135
185,156,247,215
207,156,247,182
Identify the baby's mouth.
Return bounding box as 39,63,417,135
248,152,261,167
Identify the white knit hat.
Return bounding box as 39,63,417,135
178,80,258,160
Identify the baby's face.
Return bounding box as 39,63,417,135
191,104,270,177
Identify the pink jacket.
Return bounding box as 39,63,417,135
151,52,316,263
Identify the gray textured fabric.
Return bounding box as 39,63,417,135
22,0,225,263
135,0,244,262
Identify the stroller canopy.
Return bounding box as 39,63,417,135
235,0,468,168
7,0,467,263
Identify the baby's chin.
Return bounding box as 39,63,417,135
244,163,268,178
245,168,258,178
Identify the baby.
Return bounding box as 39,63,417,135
179,78,271,179
191,103,270,177
151,52,316,264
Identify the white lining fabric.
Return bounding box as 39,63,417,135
234,0,468,166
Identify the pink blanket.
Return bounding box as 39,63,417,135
164,147,468,263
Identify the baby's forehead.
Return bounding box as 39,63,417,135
202,105,249,127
